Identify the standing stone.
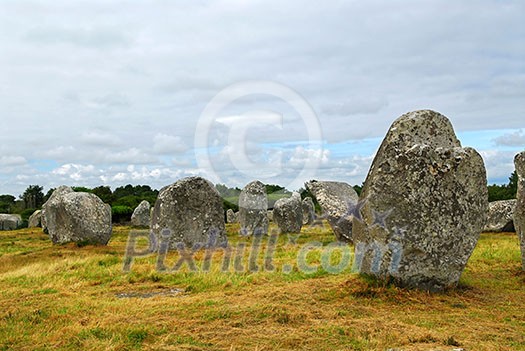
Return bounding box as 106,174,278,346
514,151,525,270
41,186,75,234
306,180,358,242
273,192,303,233
267,210,273,222
238,180,268,235
42,187,112,245
484,200,516,232
352,110,488,291
0,214,22,230
131,200,151,227
302,197,315,225
226,209,236,223
151,177,226,249
28,210,42,228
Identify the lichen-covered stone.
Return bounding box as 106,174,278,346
352,110,488,291
273,192,303,233
238,180,268,235
226,209,236,223
0,214,22,230
28,210,42,228
514,151,525,270
41,186,74,234
302,197,315,225
151,176,226,249
267,210,273,222
305,180,358,242
42,187,112,245
131,200,151,227
484,199,516,232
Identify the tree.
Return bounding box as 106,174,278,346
92,186,114,204
0,195,16,213
20,185,44,209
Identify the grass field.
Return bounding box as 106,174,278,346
0,223,524,351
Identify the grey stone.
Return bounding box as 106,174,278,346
131,200,151,227
151,176,226,249
305,180,358,242
514,151,525,270
273,192,303,233
226,209,236,223
41,186,74,234
28,210,42,228
484,199,516,232
302,197,315,225
238,180,268,236
42,187,112,245
267,210,273,222
352,110,488,291
0,214,22,230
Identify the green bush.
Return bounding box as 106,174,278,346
111,205,134,224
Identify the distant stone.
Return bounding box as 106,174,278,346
514,151,525,270
302,197,315,225
131,200,151,227
267,210,273,222
305,180,358,242
226,209,236,223
28,210,42,228
238,180,268,235
151,176,227,249
352,110,488,291
42,187,112,245
273,192,303,233
484,199,516,232
0,214,22,230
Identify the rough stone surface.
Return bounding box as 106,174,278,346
305,180,358,242
302,197,315,225
273,192,303,233
484,200,516,232
352,110,488,291
151,176,226,249
226,209,236,223
131,200,151,227
28,210,42,228
238,180,269,236
514,151,525,270
41,186,74,234
42,187,112,245
267,210,273,222
0,214,22,230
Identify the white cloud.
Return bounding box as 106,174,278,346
0,156,27,167
153,133,188,154
492,129,525,147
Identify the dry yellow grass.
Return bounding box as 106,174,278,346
0,224,524,350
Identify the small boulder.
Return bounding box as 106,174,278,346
28,210,42,228
131,200,151,227
0,214,22,230
302,197,315,225
226,209,236,223
514,151,525,270
305,180,358,242
484,199,516,232
267,210,273,222
273,192,303,233
42,187,112,245
151,177,227,249
238,180,269,236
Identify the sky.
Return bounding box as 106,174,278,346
1,0,524,197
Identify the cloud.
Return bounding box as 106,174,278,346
23,26,132,49
153,134,188,154
81,131,122,147
322,96,389,116
492,129,525,147
0,156,27,167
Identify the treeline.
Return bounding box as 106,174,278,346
487,171,517,202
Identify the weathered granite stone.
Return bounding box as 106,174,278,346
131,200,151,227
0,214,22,230
302,197,315,225
238,180,268,236
226,209,236,223
352,110,488,291
151,177,226,249
267,210,273,222
305,180,358,242
484,199,516,232
28,210,42,228
273,192,303,233
514,151,525,270
42,188,112,245
41,186,74,234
